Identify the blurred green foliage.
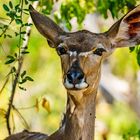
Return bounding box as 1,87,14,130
97,0,136,18
59,0,95,30
97,102,140,140
129,45,140,66
0,0,140,140
40,0,54,15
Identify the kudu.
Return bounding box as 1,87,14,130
6,4,140,140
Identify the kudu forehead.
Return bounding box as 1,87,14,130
62,31,109,52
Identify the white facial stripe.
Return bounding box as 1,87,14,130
68,49,96,57
68,50,94,57
68,51,77,57
79,51,93,57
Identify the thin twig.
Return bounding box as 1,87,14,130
0,76,9,95
16,105,36,110
12,105,30,129
11,111,15,133
0,42,7,55
0,67,16,95
5,1,39,135
0,19,13,37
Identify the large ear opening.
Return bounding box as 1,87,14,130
29,5,65,47
106,5,140,48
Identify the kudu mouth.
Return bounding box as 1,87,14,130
63,64,88,90
64,78,88,90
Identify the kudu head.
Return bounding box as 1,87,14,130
29,5,140,98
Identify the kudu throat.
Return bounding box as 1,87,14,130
63,91,97,140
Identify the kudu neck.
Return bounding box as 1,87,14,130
64,89,97,140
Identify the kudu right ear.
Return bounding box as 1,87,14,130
29,5,65,47
106,5,140,49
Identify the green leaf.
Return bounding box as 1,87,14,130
5,55,15,64
7,55,14,59
23,9,29,11
11,66,16,73
6,11,16,19
14,53,17,58
129,47,135,52
22,37,26,41
15,32,19,36
9,1,13,9
5,58,15,64
21,71,26,78
21,51,29,54
19,78,27,84
7,34,12,38
24,23,32,26
20,31,26,34
15,4,20,11
137,50,140,66
4,34,6,38
3,25,8,28
15,19,22,24
3,4,10,11
19,86,26,91
25,0,28,5
23,12,29,15
25,76,34,81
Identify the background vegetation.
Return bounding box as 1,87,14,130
0,0,140,139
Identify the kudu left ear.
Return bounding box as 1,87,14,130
29,5,65,47
106,5,140,49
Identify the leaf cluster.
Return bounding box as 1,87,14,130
1,0,35,92
97,0,136,18
18,70,34,91
123,129,140,140
54,0,95,30
1,0,33,39
129,46,140,66
40,0,54,15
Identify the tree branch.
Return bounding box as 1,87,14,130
5,1,39,135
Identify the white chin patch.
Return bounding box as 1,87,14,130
75,82,88,89
64,78,74,89
64,78,88,90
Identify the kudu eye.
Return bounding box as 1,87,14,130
93,48,106,56
56,44,67,55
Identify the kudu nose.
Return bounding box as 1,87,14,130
66,70,84,84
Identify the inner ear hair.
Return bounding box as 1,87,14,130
106,5,140,48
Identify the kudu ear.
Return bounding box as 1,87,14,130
106,5,140,49
29,5,65,47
